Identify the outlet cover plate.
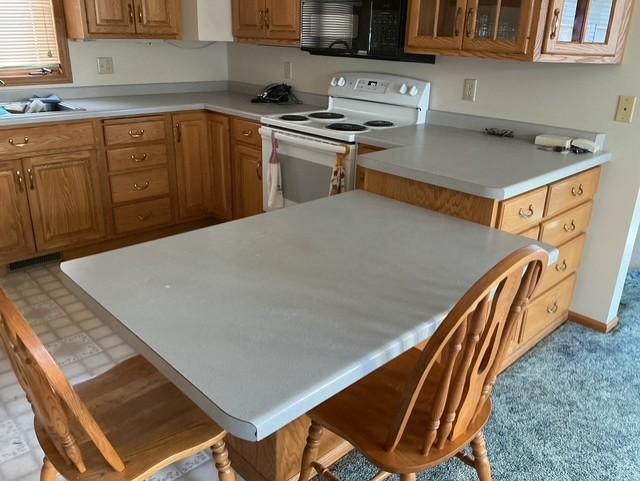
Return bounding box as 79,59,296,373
615,95,636,123
96,57,114,75
463,79,477,102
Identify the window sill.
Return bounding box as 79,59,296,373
0,70,73,87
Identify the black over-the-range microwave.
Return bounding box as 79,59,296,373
300,0,436,63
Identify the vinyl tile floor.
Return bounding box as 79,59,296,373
0,263,239,481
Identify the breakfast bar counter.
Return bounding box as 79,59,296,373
60,191,556,442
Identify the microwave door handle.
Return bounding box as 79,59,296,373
261,129,348,155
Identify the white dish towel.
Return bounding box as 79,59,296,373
268,132,285,209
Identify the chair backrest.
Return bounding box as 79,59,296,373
385,245,548,455
0,288,124,473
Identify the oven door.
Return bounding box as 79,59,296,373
260,126,356,211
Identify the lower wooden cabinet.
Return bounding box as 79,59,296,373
0,161,36,264
233,143,264,218
208,114,233,221
22,151,106,252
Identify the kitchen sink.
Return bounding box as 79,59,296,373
1,101,86,115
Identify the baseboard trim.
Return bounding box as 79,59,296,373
569,311,619,333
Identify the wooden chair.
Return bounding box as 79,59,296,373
299,245,549,481
0,288,236,481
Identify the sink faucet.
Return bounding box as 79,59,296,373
0,80,6,87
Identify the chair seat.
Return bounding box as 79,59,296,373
36,355,226,481
310,348,491,474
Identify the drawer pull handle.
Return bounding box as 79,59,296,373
555,260,568,272
136,211,153,221
133,181,150,191
9,137,29,147
241,130,253,137
563,220,576,232
15,170,24,192
571,184,584,196
131,153,148,163
27,168,35,190
128,129,145,138
546,301,559,314
518,204,535,218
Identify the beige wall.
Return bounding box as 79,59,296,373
228,19,640,324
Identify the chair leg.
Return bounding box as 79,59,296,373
299,421,325,481
40,457,57,481
399,474,416,481
212,439,236,481
470,431,492,481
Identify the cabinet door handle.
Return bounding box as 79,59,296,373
546,301,559,314
454,7,463,37
138,5,143,23
27,168,35,190
175,123,182,143
571,184,584,196
136,211,153,221
9,137,29,147
465,7,475,38
555,259,568,272
128,3,134,24
550,8,561,39
264,8,270,29
518,204,535,218
128,129,145,138
258,9,265,28
563,220,576,232
15,170,24,192
131,153,148,163
257,161,263,180
133,181,150,191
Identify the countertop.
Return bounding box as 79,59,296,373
0,91,320,126
61,191,557,442
356,124,611,200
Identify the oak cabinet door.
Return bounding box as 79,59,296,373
85,0,136,35
233,144,264,219
208,114,233,222
233,0,266,38
134,0,181,36
265,0,300,41
0,161,36,264
173,113,213,220
23,151,106,252
405,0,467,51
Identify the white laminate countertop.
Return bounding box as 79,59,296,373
60,191,557,442
356,124,611,200
0,91,321,126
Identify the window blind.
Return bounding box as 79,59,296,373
0,0,61,72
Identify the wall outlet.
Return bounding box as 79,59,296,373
615,95,636,123
96,57,114,75
283,61,293,81
463,79,477,102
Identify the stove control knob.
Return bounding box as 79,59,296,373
409,85,419,96
330,77,338,87
337,77,347,87
399,83,408,95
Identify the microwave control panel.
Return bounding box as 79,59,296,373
354,78,389,94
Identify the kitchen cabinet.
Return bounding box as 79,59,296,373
233,144,264,218
173,112,213,220
0,161,36,264
404,0,632,62
23,151,107,252
64,0,182,39
359,165,601,369
208,114,233,221
232,0,300,45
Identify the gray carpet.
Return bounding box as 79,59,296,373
327,272,640,481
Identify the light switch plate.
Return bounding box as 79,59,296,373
463,79,477,102
283,61,293,81
96,57,114,75
615,95,636,123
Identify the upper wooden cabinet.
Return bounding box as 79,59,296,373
232,0,300,45
404,0,633,62
64,0,182,39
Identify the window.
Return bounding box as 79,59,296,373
0,0,72,86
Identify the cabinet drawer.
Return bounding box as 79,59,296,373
231,118,261,147
104,119,166,146
107,144,168,172
521,274,576,343
537,234,586,294
546,168,600,217
0,122,95,157
113,198,172,234
110,167,170,204
497,187,547,233
540,201,593,246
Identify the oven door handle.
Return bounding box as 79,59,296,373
260,128,348,155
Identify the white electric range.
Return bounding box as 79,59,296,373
259,72,431,210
